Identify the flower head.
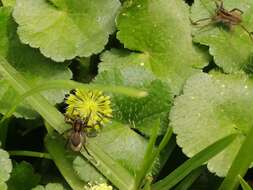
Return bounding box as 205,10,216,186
85,183,113,190
65,89,112,127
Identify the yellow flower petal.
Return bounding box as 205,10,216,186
65,89,112,128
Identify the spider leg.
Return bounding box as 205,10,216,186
214,1,219,9
190,17,212,25
214,0,223,9
81,145,96,162
230,8,243,14
83,110,92,125
192,21,216,34
85,123,99,137
64,115,73,124
239,24,253,42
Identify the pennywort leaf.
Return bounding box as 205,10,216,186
170,72,253,176
191,0,253,73
96,50,172,135
0,6,71,119
117,0,208,94
0,148,12,190
13,0,121,61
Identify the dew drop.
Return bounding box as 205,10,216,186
190,96,195,100
137,4,142,8
51,135,56,139
106,170,112,176
140,62,145,66
244,85,248,89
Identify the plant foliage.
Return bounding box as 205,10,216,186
0,0,253,189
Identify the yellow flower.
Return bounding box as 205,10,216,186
65,89,112,127
85,183,113,190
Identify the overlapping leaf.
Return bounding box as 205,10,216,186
32,183,66,190
7,161,41,190
95,50,171,135
170,72,253,176
73,156,106,183
88,121,149,176
0,149,12,190
0,7,71,118
117,0,208,94
191,0,253,73
13,0,120,61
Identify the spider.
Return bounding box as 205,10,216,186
191,0,253,41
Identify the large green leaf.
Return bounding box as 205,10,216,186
96,50,172,135
170,72,253,176
7,161,41,190
191,0,253,73
13,0,120,61
117,0,208,94
0,148,12,190
0,7,71,118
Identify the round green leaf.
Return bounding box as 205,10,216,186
191,0,253,73
13,0,120,61
117,0,208,94
0,7,71,118
96,50,172,136
0,149,12,186
170,72,253,176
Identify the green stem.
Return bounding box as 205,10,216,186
152,134,237,190
0,56,66,134
219,126,253,190
8,150,52,159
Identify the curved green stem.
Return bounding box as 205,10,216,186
8,150,52,159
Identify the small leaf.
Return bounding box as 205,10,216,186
191,0,253,73
7,161,41,190
32,183,66,190
0,7,71,119
117,0,208,93
0,148,12,189
170,72,253,176
13,0,121,61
